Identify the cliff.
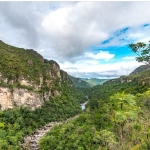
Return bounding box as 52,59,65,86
0,40,73,110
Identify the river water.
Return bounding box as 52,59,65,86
80,101,88,110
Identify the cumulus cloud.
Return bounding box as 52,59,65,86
59,52,142,78
0,1,150,78
122,56,136,60
0,2,42,48
1,2,150,58
84,51,115,60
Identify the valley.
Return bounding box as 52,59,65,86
0,40,150,150
21,115,79,150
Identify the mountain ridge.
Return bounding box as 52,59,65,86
0,40,75,110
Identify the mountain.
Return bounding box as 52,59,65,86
87,65,150,108
130,64,150,75
0,40,83,110
0,40,89,149
81,78,108,86
40,64,150,150
69,75,91,88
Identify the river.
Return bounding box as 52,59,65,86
80,101,88,110
20,115,79,150
20,101,88,149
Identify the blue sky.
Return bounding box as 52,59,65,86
0,1,150,78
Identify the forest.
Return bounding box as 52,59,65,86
0,40,150,150
39,41,150,150
0,82,87,149
40,77,150,150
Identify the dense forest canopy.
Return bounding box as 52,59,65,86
39,41,150,150
0,40,150,150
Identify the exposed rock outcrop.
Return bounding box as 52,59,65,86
0,40,73,111
20,115,79,150
0,87,43,111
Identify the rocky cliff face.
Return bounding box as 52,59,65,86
0,40,73,111
0,63,68,110
0,87,43,111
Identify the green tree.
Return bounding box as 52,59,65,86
129,41,150,65
109,92,140,147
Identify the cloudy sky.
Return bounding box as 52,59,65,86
0,1,150,79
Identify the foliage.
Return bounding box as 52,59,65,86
69,75,91,88
129,41,150,65
40,73,150,150
40,90,150,150
0,82,85,149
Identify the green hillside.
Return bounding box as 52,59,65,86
69,75,91,88
1,40,150,150
0,41,87,149
40,66,150,150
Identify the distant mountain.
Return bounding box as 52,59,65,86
130,65,150,75
81,78,109,86
69,76,91,88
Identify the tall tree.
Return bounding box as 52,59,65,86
129,41,150,65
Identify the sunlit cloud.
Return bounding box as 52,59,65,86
0,1,149,78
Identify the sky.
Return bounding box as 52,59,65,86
0,1,150,79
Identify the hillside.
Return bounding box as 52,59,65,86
69,75,91,88
0,40,78,110
0,41,88,149
69,76,108,88
130,65,150,75
40,65,150,150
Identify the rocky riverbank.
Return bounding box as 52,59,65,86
20,122,60,150
21,116,78,150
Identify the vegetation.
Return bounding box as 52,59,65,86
0,82,86,149
69,75,91,88
40,90,150,150
0,40,70,95
69,76,109,87
0,40,87,149
40,65,150,150
129,41,150,65
1,40,150,150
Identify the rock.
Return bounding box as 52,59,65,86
21,115,79,150
0,87,44,111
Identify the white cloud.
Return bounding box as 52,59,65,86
0,2,150,78
1,1,150,58
40,1,150,59
59,54,142,78
84,51,115,60
122,56,135,60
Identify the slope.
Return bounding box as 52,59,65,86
69,75,91,88
40,65,150,150
0,40,87,149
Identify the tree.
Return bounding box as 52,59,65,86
129,41,150,65
109,92,140,147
